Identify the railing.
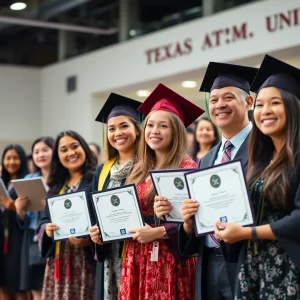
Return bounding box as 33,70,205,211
128,6,202,39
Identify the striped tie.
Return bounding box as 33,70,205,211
209,140,234,247
221,140,233,163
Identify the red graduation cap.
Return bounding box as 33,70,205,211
138,83,204,127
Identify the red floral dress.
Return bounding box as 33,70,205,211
119,157,197,300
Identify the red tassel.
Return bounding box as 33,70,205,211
67,251,71,280
3,238,8,253
54,257,61,281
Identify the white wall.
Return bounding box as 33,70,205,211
0,66,41,154
39,0,300,143
0,1,299,152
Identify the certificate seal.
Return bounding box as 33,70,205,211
210,174,221,188
64,199,72,209
174,177,184,190
111,195,120,206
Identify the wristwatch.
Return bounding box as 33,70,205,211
162,226,168,239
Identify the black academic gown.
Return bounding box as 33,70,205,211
233,150,300,296
1,188,25,292
37,179,95,264
0,210,4,287
178,135,250,300
90,164,125,300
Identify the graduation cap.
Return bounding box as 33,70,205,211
199,62,258,94
95,93,142,124
137,83,204,128
251,55,300,98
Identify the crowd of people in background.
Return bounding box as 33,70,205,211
0,54,299,300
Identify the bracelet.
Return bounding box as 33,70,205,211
251,226,258,242
161,226,168,239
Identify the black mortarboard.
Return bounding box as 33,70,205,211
199,62,258,94
95,93,142,123
251,55,300,98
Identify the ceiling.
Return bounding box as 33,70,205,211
0,0,202,66
0,0,119,65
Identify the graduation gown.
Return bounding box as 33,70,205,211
234,150,300,297
90,163,124,300
178,135,250,300
0,210,4,287
268,151,300,270
1,188,25,292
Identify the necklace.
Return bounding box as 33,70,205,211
65,177,82,193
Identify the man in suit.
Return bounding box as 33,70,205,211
154,62,258,300
179,63,259,300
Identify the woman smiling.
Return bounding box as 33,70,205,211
37,131,97,300
89,94,142,300
214,55,300,300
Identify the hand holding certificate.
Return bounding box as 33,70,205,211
185,161,253,236
47,190,91,241
91,184,144,243
150,169,195,222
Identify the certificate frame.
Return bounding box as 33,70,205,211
47,189,92,241
184,160,254,237
90,184,144,243
150,168,196,223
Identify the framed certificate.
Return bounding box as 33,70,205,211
91,184,144,243
150,169,196,222
12,177,47,212
185,161,254,236
47,190,92,241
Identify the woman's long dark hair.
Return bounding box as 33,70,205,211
248,88,300,211
192,117,220,160
1,144,28,187
48,131,97,194
31,136,55,173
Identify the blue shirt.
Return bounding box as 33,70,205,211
205,122,252,247
214,122,253,165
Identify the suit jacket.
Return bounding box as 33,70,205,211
178,134,250,300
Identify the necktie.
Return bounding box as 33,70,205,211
221,140,233,163
209,140,234,247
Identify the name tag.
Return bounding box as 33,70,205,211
150,241,159,262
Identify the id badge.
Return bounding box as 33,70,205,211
150,241,159,262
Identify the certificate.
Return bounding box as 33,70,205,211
150,169,196,222
47,190,92,241
185,161,254,236
12,177,47,212
91,184,144,243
